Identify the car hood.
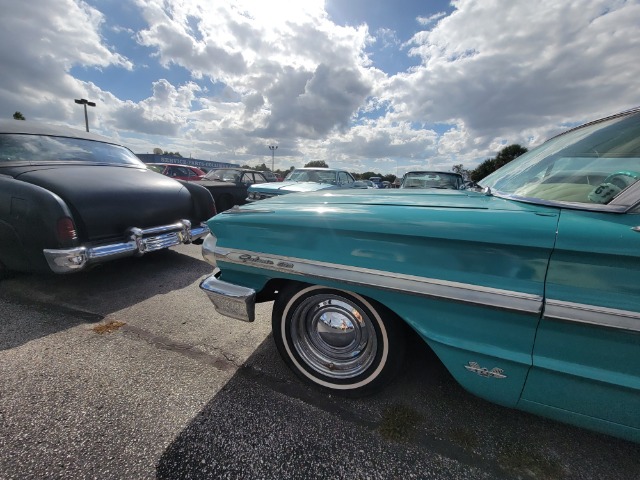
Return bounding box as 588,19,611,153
211,188,559,296
249,181,336,194
238,188,546,212
14,165,194,240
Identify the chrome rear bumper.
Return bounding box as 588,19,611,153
44,220,209,274
199,270,256,322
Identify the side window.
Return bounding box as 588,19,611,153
339,172,353,185
244,173,261,184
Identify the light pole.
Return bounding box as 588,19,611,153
268,145,278,171
74,98,96,132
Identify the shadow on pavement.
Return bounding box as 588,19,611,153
0,247,210,350
156,332,640,479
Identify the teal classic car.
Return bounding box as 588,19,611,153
200,107,640,443
246,167,356,201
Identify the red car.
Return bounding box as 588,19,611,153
146,163,206,181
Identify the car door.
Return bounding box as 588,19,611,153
521,207,640,431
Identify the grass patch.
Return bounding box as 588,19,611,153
92,320,126,334
378,404,424,442
447,426,479,451
498,447,565,479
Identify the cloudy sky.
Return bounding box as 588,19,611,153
1,0,639,175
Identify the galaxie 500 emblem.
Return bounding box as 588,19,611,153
464,361,507,379
238,254,293,269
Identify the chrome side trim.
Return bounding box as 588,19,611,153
545,299,640,333
214,248,543,314
222,206,275,214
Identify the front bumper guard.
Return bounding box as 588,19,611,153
199,270,256,322
44,220,209,274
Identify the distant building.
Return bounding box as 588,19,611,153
136,154,239,172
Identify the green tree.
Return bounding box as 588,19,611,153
452,164,470,180
470,144,527,182
304,160,329,168
13,111,25,120
361,171,383,179
163,151,183,157
494,144,528,169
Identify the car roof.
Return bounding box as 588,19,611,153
212,167,265,173
293,167,344,171
403,171,463,176
0,119,120,144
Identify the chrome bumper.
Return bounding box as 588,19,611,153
199,270,256,322
43,220,209,274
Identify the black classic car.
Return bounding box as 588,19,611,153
193,168,269,212
0,120,215,277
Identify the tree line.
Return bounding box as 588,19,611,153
241,146,528,184
453,144,528,182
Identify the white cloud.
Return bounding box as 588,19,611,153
0,0,131,122
387,0,640,159
1,0,638,174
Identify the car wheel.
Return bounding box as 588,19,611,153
272,283,405,397
216,194,234,212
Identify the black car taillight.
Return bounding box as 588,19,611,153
56,217,78,242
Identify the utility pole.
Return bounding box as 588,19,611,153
74,98,96,132
268,145,278,171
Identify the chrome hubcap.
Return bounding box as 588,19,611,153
290,293,377,379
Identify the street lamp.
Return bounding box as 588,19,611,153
268,145,278,171
74,98,96,132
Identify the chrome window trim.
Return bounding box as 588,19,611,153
488,178,640,213
488,192,630,213
545,300,640,333
214,248,543,314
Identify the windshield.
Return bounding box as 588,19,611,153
0,134,143,166
401,172,462,189
286,169,337,184
204,169,242,181
480,111,640,205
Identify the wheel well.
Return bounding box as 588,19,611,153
255,278,303,303
259,278,416,336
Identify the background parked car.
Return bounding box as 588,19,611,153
353,180,377,189
194,168,268,212
200,106,640,443
145,163,205,181
261,171,279,182
247,167,356,201
368,176,383,188
0,120,214,277
400,171,464,189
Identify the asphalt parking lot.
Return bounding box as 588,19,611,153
1,245,639,479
